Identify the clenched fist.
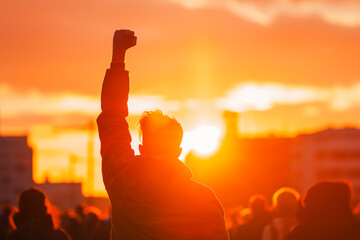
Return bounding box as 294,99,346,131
112,30,137,64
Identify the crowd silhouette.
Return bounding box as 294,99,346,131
1,29,360,239
0,188,111,240
1,180,360,240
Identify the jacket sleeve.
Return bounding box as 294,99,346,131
97,62,135,188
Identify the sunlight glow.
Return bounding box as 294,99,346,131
184,125,221,156
128,95,181,115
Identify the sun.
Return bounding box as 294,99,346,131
184,125,222,156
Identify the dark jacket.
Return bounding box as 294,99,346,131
286,218,360,240
97,63,229,240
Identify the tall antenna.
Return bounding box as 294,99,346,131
69,155,78,182
87,120,96,196
0,108,2,136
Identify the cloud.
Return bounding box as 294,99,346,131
0,85,99,117
0,84,180,118
166,0,360,26
217,82,360,112
3,81,360,122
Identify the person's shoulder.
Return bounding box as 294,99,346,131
4,230,17,240
190,179,215,194
188,179,222,206
261,224,272,240
285,224,306,240
345,219,360,238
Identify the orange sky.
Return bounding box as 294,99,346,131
2,0,360,196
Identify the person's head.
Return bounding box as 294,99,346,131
272,187,300,218
138,110,183,158
83,206,102,228
302,180,353,221
248,194,269,217
18,187,47,218
0,204,17,230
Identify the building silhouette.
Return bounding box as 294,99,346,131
292,128,360,204
0,135,84,209
0,136,34,205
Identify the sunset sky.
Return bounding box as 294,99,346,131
2,0,360,196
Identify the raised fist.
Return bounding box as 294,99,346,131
112,29,137,63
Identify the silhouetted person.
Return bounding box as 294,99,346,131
60,209,81,240
227,206,246,237
286,180,360,240
93,216,111,240
231,194,272,240
262,188,300,240
5,187,69,240
97,29,229,239
78,212,99,240
0,204,16,240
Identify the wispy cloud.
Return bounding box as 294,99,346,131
166,0,360,26
2,82,360,131
217,82,360,112
0,84,180,118
0,85,99,117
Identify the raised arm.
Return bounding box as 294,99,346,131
97,30,137,187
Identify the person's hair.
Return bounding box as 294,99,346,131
272,187,300,218
138,110,183,154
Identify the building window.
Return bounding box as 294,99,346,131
1,176,11,184
16,161,30,172
317,169,342,179
317,151,360,161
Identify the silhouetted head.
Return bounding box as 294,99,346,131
0,204,17,231
248,194,269,217
302,180,353,221
75,202,88,219
138,110,183,158
18,187,47,218
273,187,300,218
83,206,102,228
